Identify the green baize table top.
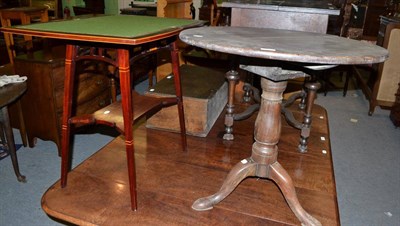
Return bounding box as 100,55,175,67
1,15,202,44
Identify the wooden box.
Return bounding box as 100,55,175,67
145,65,227,137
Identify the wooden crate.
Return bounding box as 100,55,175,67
145,65,227,137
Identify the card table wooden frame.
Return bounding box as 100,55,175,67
1,15,204,211
180,26,388,226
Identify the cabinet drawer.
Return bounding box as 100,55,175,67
55,73,111,112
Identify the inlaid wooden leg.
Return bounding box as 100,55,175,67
192,157,257,211
269,162,321,226
118,48,137,211
170,41,187,151
61,44,78,188
223,70,239,140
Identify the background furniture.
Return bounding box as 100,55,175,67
155,0,194,81
13,46,112,155
124,0,157,16
72,0,104,16
198,0,230,26
0,81,27,182
339,0,388,39
224,0,339,33
368,16,400,115
0,6,48,64
157,0,192,18
29,0,61,19
0,6,49,148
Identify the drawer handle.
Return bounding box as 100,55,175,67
96,80,104,85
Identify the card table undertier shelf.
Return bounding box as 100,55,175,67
72,91,178,134
41,103,339,226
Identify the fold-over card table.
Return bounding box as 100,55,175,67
1,15,204,211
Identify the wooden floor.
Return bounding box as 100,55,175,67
41,103,339,226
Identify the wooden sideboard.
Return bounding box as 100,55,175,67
12,46,112,154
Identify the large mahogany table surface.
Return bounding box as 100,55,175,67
41,103,339,225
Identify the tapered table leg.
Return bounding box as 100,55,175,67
193,78,320,226
61,44,77,188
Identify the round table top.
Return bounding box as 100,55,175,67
0,82,27,109
179,27,389,65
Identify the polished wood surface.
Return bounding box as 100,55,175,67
179,27,388,65
42,103,339,226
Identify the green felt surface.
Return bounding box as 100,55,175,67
15,15,200,38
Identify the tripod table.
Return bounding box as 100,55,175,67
180,26,388,225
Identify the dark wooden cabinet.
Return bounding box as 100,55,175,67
13,46,112,154
0,0,20,8
377,15,400,45
340,0,388,39
73,0,104,16
363,0,388,37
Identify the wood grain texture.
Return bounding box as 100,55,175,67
179,27,388,65
42,103,339,226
